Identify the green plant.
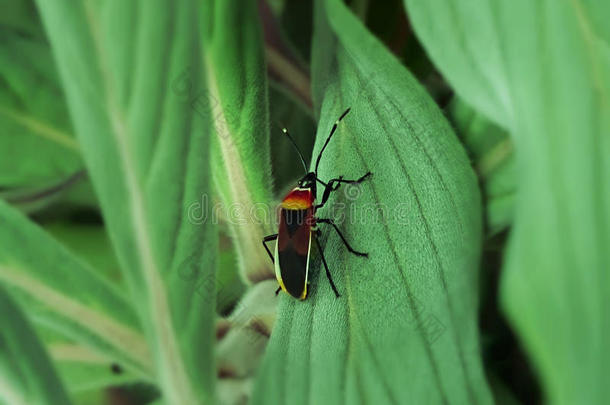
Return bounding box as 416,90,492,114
0,0,607,404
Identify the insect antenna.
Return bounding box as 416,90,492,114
282,127,308,174
314,107,351,175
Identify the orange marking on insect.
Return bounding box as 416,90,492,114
280,188,314,210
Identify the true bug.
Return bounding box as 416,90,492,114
262,108,371,300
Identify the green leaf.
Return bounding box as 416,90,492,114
448,98,515,236
0,30,82,188
43,220,123,286
402,0,512,128
202,0,275,283
0,287,72,405
35,322,140,393
34,1,216,403
50,345,139,393
0,199,150,378
404,0,610,402
252,1,492,403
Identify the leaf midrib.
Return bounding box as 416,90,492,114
81,2,197,403
351,64,478,403
346,140,448,404
0,106,79,152
205,59,273,282
0,265,152,375
49,343,108,364
338,66,477,404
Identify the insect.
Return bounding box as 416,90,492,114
262,108,371,300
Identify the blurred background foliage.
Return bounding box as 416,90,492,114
0,0,528,404
0,0,606,404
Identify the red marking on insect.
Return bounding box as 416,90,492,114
280,189,314,210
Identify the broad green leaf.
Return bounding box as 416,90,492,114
404,1,610,403
35,1,217,403
402,0,512,128
35,323,140,393
0,29,82,188
448,98,515,236
49,342,139,393
252,1,492,403
0,287,71,405
0,199,150,378
32,323,136,393
72,390,105,405
43,220,123,286
202,0,275,283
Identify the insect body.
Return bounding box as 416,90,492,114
274,188,315,299
262,108,371,300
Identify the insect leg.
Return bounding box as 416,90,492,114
262,234,278,263
314,176,343,209
317,218,368,257
314,234,340,298
275,286,281,295
315,172,372,210
328,171,372,185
